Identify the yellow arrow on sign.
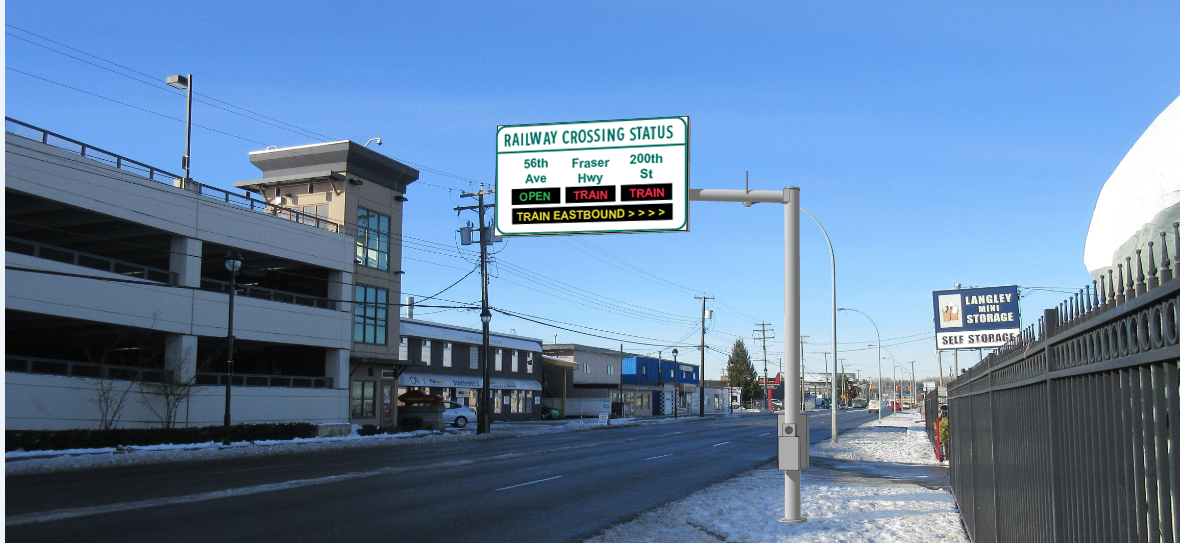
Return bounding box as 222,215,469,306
659,209,666,216
628,210,635,217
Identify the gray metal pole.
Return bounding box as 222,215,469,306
782,187,803,522
800,209,837,443
839,308,882,421
686,186,802,522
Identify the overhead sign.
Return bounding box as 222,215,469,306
495,117,689,236
932,285,1021,350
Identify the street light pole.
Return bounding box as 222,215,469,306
222,250,242,446
456,186,495,434
800,208,838,442
165,74,193,182
838,308,882,421
672,349,679,418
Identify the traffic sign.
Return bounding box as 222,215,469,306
495,117,689,236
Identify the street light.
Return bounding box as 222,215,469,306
800,208,838,443
478,309,492,434
165,74,193,182
837,308,883,421
672,348,678,418
222,250,242,446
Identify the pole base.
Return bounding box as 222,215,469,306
778,517,808,524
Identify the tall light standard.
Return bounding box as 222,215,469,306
222,250,242,446
479,309,491,434
800,209,838,442
837,308,882,421
672,348,679,418
165,74,193,182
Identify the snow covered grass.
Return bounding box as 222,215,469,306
5,413,740,476
586,410,966,543
811,411,940,465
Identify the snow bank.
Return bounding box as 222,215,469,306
586,410,965,543
5,414,731,476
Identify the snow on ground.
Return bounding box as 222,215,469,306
5,413,739,476
586,410,966,543
810,411,940,465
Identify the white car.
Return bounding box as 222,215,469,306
868,400,880,413
441,401,477,428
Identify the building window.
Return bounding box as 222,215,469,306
494,390,502,414
608,364,614,375
351,380,375,418
353,286,387,344
582,362,590,373
495,349,503,371
511,351,518,373
443,343,452,367
399,337,409,360
356,208,391,270
469,346,479,370
527,353,534,374
421,340,432,365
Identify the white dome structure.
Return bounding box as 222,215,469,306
1084,94,1180,281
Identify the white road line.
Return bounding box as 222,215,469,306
494,475,562,492
643,454,674,461
712,441,731,447
758,432,771,436
208,463,302,475
5,459,474,527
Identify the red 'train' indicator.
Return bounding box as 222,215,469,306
565,186,616,204
620,183,673,202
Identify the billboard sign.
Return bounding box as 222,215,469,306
932,285,1021,350
495,117,689,236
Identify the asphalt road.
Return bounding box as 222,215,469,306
6,408,892,543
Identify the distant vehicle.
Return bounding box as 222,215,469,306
888,400,901,410
868,400,880,413
441,401,477,428
902,401,913,409
850,398,868,409
770,400,783,410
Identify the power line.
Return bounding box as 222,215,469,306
7,67,268,145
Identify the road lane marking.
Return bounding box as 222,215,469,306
712,441,731,447
758,432,771,436
643,454,674,460
495,475,562,491
208,463,302,475
5,458,474,527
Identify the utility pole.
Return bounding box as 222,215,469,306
820,352,831,407
455,185,495,435
838,358,846,402
753,323,774,410
695,294,713,417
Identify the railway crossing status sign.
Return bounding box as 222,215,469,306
932,285,1021,350
495,117,689,236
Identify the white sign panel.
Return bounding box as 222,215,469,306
495,117,689,236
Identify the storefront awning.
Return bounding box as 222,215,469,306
541,355,578,368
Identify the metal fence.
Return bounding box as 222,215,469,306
6,117,344,234
6,356,172,383
947,238,1179,542
7,237,176,284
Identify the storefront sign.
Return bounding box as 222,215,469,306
932,285,1021,350
399,373,541,391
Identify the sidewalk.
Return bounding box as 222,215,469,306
5,412,752,476
586,411,969,543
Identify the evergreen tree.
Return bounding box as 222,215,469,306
726,339,759,405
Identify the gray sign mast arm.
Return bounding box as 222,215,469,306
688,187,805,523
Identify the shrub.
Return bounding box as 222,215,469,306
356,424,382,436
6,423,318,452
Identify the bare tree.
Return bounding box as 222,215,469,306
138,343,220,428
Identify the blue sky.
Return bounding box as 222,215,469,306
6,1,1179,383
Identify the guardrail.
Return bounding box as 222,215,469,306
6,356,172,383
946,238,1179,543
6,237,176,284
6,117,345,234
200,278,333,309
194,372,332,389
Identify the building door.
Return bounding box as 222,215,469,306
381,380,395,426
